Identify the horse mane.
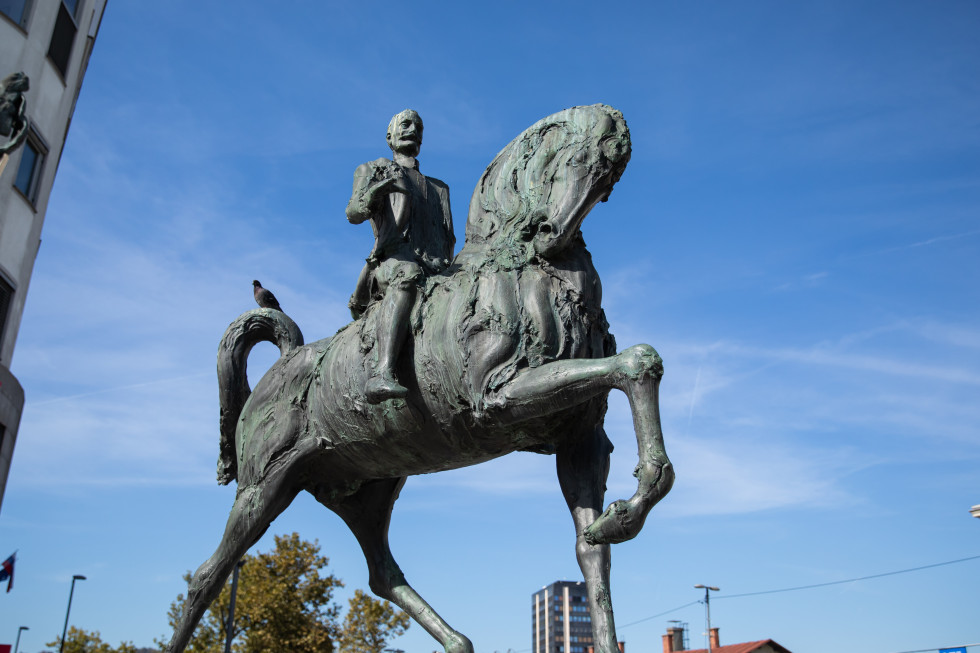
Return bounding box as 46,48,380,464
462,104,630,253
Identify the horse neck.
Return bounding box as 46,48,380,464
454,230,537,273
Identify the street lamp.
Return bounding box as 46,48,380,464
14,626,28,653
694,584,720,653
59,574,86,653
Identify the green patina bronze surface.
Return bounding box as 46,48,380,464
0,72,30,157
167,105,674,653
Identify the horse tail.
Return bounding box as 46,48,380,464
216,308,304,485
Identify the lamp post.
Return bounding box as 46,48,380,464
59,574,86,653
694,584,719,653
14,626,28,653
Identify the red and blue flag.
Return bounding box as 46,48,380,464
0,553,14,592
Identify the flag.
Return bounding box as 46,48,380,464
0,554,13,592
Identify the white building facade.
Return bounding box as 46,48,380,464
0,0,107,513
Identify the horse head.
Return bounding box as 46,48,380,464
462,104,631,264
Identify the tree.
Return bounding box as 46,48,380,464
339,589,411,653
160,533,411,653
47,626,139,653
159,533,344,653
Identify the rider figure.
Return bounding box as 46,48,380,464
346,109,454,404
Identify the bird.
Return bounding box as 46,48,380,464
252,280,283,311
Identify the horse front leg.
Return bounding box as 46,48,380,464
493,344,674,545
557,425,618,653
585,346,674,545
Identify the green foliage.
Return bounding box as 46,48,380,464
47,626,139,653
159,533,347,653
339,589,411,653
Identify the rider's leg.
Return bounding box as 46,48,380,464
366,261,420,404
325,478,475,653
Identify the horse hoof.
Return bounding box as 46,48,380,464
584,500,633,546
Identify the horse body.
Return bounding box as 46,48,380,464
168,105,673,653
236,239,608,489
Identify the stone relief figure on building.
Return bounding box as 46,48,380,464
170,104,673,653
0,72,30,157
345,109,455,403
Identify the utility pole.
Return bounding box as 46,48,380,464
694,584,719,653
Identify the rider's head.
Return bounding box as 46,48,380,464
387,109,423,158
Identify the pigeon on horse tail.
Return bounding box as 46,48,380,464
252,280,282,311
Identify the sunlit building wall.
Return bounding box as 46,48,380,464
0,0,107,514
533,581,595,653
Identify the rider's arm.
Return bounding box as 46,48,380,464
345,161,378,225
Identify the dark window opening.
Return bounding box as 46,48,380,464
0,276,13,345
13,126,46,206
47,0,80,78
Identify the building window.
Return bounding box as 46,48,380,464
47,0,81,78
0,0,32,28
13,126,47,206
0,276,12,344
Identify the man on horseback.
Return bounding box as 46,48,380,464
346,109,455,403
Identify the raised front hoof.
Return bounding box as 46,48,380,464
585,461,674,546
364,373,409,404
583,499,638,546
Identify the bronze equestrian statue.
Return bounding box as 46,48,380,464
168,104,674,653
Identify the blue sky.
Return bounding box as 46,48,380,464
2,2,979,652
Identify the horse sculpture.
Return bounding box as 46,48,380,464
166,104,674,653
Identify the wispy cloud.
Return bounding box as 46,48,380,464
907,319,980,350
861,228,980,258
27,372,211,407
721,341,980,386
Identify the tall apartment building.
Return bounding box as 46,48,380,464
532,581,595,653
0,0,107,514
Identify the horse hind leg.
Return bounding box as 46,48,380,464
323,478,474,653
165,472,299,653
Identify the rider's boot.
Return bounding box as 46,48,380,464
365,285,413,403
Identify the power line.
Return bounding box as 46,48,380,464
715,553,980,600
610,554,980,635
619,600,701,629
509,600,701,653
511,554,980,651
